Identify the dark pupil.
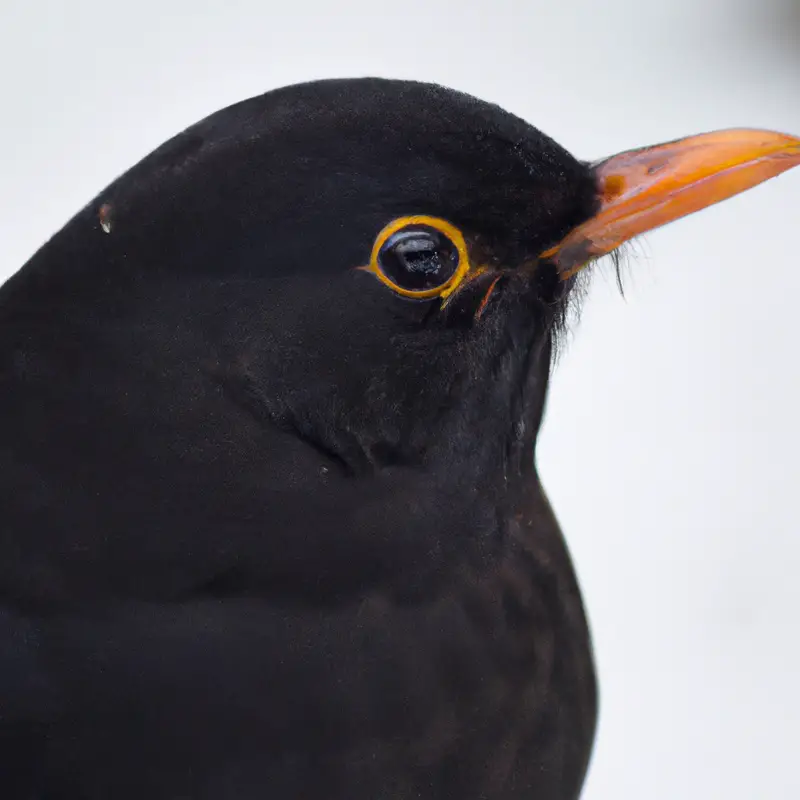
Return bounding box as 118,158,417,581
378,225,460,291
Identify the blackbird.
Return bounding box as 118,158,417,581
1,78,798,800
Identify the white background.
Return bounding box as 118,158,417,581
2,1,799,797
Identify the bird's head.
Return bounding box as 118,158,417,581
5,78,799,528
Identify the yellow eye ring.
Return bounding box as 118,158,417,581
365,215,472,300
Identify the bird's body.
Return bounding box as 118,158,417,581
2,486,594,799
0,78,797,799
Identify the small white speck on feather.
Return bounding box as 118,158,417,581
99,203,112,234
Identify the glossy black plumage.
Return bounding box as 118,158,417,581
0,79,601,799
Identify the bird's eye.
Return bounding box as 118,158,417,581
378,226,458,291
367,216,471,299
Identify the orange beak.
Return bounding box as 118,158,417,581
541,129,800,278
